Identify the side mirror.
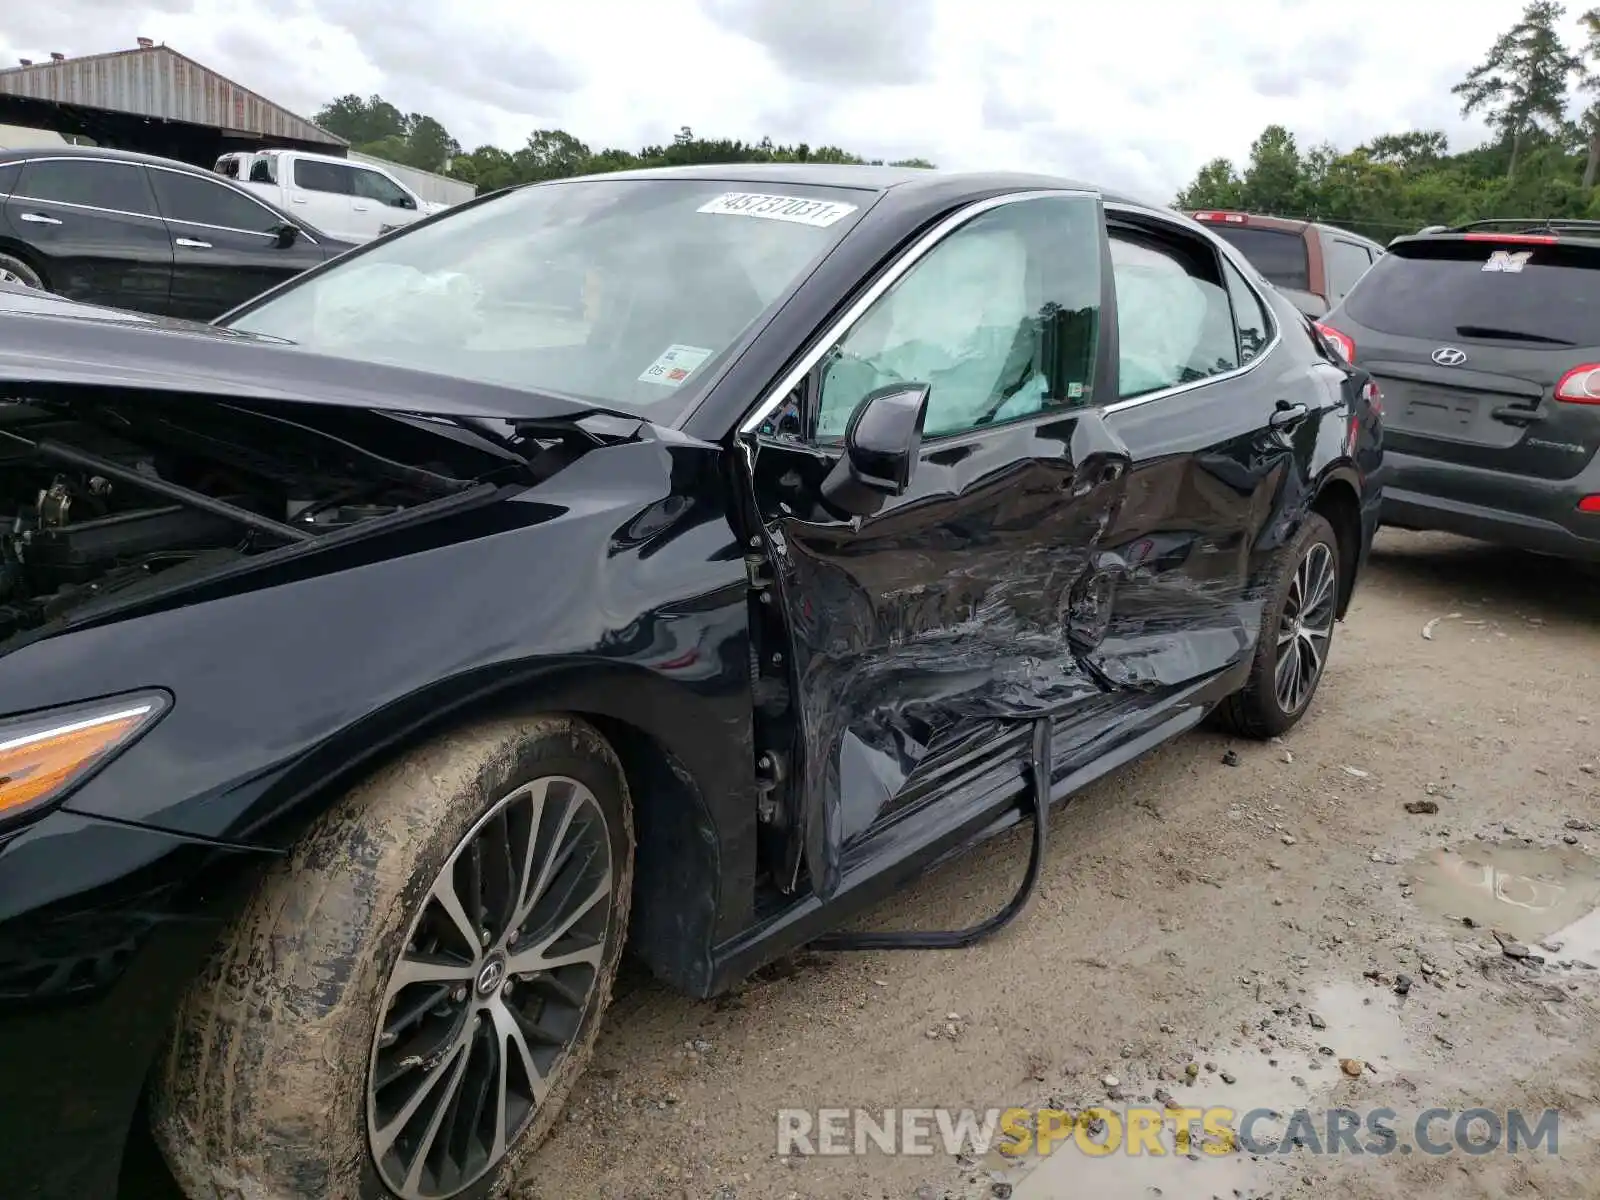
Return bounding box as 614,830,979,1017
820,383,931,517
273,223,301,249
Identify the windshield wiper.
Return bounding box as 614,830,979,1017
1454,324,1575,346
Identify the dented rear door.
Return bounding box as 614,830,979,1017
741,190,1134,901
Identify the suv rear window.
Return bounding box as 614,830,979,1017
1344,240,1600,347
1208,226,1310,291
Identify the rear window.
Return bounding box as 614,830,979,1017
1208,225,1310,291
1344,240,1600,347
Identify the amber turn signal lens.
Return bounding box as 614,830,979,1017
0,695,167,822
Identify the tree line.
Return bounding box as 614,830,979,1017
312,96,934,194
1177,1,1600,241
315,1,1600,239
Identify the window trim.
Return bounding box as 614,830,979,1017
737,187,1101,439
350,163,416,207
1218,254,1272,367
149,164,315,242
293,157,359,196
11,156,160,220
6,155,316,244
1099,203,1281,415
1325,235,1376,300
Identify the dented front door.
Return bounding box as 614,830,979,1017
741,191,1134,901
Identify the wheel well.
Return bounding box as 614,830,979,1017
1312,478,1361,619
0,239,48,288
239,683,728,995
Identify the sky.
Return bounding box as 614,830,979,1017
0,1,1581,204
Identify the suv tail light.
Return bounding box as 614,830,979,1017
1555,364,1600,404
1314,322,1355,363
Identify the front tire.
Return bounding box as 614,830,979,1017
1214,513,1340,739
152,715,634,1200
0,252,44,291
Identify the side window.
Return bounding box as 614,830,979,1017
1221,258,1273,363
0,162,20,197
352,168,414,208
16,160,155,215
814,194,1102,441
1110,228,1238,398
1326,237,1374,301
249,159,277,184
294,159,355,195
214,157,239,178
150,171,282,234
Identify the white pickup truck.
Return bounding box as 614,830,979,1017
214,149,450,244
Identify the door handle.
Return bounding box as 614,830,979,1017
174,237,212,249
1490,404,1544,426
1268,401,1309,429
19,212,62,225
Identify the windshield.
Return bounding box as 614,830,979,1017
1344,240,1600,348
224,177,872,420
1209,226,1312,292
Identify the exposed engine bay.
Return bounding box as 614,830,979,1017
1,393,537,644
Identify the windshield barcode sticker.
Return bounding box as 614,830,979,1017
697,192,858,227
638,344,714,387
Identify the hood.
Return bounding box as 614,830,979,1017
0,288,621,425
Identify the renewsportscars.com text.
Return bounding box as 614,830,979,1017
776,1106,1562,1158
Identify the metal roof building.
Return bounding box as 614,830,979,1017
0,40,346,164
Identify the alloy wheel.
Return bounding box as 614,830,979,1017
367,776,614,1199
1273,541,1337,715
0,266,35,288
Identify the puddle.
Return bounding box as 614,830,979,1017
1407,842,1600,948
1005,981,1416,1199
1000,844,1600,1198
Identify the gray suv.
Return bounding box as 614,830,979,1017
1318,219,1600,563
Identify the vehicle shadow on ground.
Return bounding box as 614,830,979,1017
1366,529,1600,620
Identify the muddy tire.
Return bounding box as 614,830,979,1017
1213,513,1340,740
0,252,44,291
151,716,634,1200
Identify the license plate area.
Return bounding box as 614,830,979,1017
1378,377,1525,450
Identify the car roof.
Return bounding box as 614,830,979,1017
0,143,216,177
1190,209,1382,248
550,161,1151,208
1389,218,1600,249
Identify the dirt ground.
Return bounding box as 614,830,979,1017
522,530,1600,1200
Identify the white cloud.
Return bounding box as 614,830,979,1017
0,0,1580,202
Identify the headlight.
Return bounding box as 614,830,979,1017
0,691,170,828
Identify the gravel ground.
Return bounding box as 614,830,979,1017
521,530,1600,1200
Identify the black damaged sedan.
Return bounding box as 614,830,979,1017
0,165,1382,1199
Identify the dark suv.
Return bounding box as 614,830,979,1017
1318,219,1600,563
1190,210,1385,319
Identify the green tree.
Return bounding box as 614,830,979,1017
1452,1,1581,176
1578,6,1600,186
1362,131,1450,168
1239,125,1303,213
1175,157,1244,209
315,94,407,146
404,114,460,173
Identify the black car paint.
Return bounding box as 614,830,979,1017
0,165,1382,1198
0,147,354,320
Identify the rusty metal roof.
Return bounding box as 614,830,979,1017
0,45,346,147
